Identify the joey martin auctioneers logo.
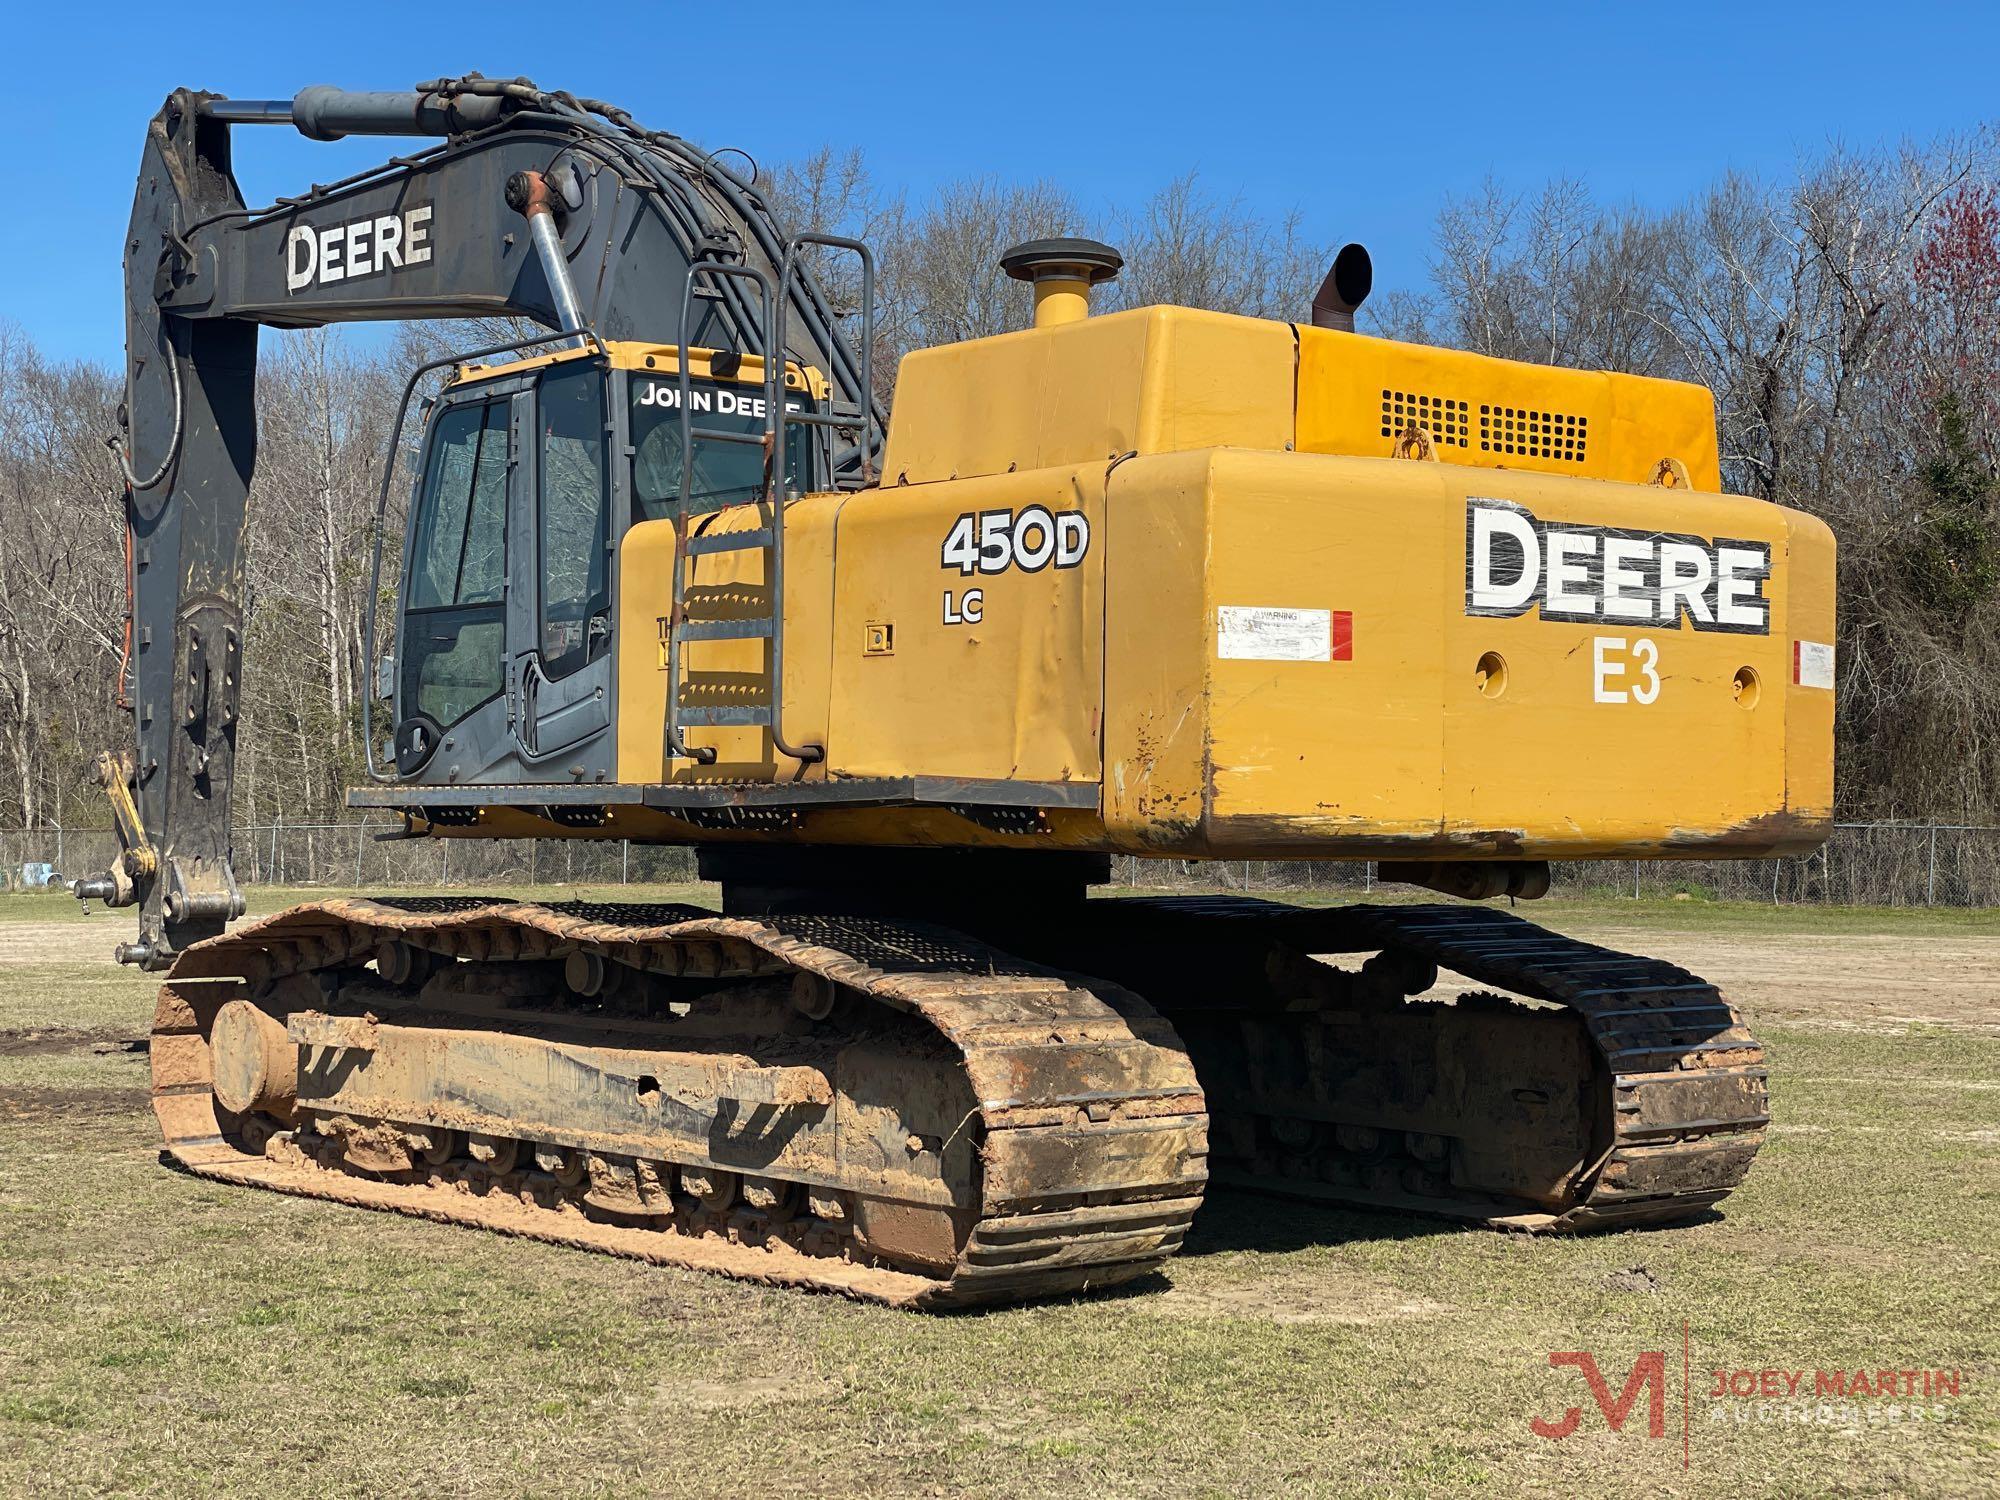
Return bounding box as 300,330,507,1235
1532,1325,1967,1469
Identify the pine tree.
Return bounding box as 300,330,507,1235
1905,391,1999,615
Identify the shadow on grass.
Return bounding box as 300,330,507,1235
933,1191,1466,1317
1182,1185,1453,1257
1180,1185,1726,1257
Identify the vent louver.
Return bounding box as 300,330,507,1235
1380,389,1470,448
1480,406,1587,462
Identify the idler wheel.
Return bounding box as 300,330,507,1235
209,1000,298,1119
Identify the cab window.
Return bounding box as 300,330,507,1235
629,374,813,520
401,399,508,727
539,360,611,680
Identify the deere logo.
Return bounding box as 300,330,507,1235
285,205,434,293
1465,497,1770,635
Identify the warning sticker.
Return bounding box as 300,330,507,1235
1794,639,1835,690
1217,607,1350,662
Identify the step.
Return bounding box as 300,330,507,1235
675,705,774,727
675,619,773,642
686,529,773,556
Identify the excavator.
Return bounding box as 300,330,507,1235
80,77,1835,1308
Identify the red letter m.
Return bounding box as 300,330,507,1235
1531,1352,1668,1440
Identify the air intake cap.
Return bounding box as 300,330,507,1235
1001,238,1123,327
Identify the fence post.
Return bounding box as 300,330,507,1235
439,840,449,887
270,816,281,887
1363,860,1373,894
622,839,630,885
1771,859,1780,906
354,823,366,888
1633,861,1640,899
1927,823,1938,907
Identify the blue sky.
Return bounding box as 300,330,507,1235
10,0,1997,363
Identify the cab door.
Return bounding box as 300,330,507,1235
393,383,526,783
511,357,616,771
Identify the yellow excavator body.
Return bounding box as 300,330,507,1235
433,308,1833,862
110,82,1829,1306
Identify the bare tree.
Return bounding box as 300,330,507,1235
240,329,401,818
1413,132,2000,821
1105,173,1327,320
0,323,125,829
880,176,1083,352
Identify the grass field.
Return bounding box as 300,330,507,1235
1,886,1994,1497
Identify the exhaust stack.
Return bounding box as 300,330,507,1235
506,170,590,347
1311,243,1373,332
1001,238,1123,328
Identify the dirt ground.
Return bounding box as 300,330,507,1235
0,893,1993,1498
1584,927,2000,1034
1426,925,2000,1036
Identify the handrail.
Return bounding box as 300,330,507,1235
769,233,875,765
667,262,781,768
777,233,876,486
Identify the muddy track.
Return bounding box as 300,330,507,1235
997,897,1770,1230
141,893,1766,1307
1279,901,1765,1226
153,898,1208,1309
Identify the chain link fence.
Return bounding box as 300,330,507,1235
0,822,696,894
1116,822,2000,908
2,821,1996,908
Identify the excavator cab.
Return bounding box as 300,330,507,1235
387,344,822,786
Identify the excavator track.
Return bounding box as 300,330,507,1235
149,891,1762,1310
1003,896,1769,1231
151,898,1207,1310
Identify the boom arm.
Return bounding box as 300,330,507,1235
91,78,880,967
